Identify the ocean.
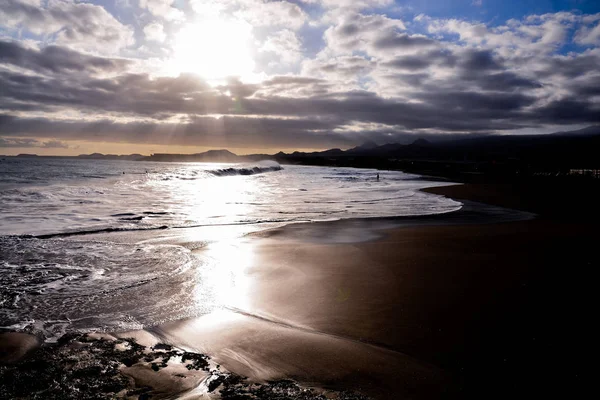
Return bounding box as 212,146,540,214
0,157,461,340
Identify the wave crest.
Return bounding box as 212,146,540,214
210,163,282,177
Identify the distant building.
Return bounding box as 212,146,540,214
569,169,600,178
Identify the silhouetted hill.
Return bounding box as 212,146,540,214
141,149,243,163
77,153,144,160
346,140,378,154
251,125,600,182
411,138,431,146
68,125,600,182
550,125,600,137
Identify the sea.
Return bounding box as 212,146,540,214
0,157,461,340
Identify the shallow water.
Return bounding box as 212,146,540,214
0,158,461,338
0,158,460,236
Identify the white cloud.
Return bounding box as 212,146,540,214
424,12,583,57
236,1,308,30
261,29,303,64
189,0,228,17
427,18,488,43
0,0,135,53
302,55,374,89
582,13,600,24
323,12,406,54
143,21,166,43
575,22,600,45
320,0,392,10
139,0,184,21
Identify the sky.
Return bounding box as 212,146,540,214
0,0,599,155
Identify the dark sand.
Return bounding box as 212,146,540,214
0,332,40,364
424,181,600,219
146,214,594,399
2,184,595,398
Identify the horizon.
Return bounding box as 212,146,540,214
3,124,600,158
1,1,600,155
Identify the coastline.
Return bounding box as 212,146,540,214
424,181,600,220
2,182,595,398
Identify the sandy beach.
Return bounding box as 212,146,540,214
148,214,595,398
2,184,595,399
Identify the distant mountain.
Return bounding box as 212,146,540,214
346,140,378,154
77,153,144,160
141,149,243,163
312,148,344,156
411,138,431,146
249,125,600,179
78,153,104,158
59,125,600,180
550,125,600,137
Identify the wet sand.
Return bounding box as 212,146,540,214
2,185,595,398
424,181,600,219
141,213,594,399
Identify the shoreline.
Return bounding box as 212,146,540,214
424,181,600,220
2,181,595,398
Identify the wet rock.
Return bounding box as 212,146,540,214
0,333,371,400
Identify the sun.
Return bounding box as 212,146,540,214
170,17,255,83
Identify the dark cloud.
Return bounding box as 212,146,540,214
41,139,70,149
307,55,375,78
1,0,48,25
263,76,326,86
380,47,542,93
470,72,543,91
460,49,503,71
339,23,360,36
417,91,536,112
569,75,600,97
0,114,347,149
1,51,598,137
529,98,600,123
0,137,38,148
0,52,597,145
1,9,600,150
538,54,600,78
217,78,261,98
372,33,437,49
382,56,432,71
380,72,430,87
0,136,69,148
0,70,227,117
382,48,457,71
0,113,493,149
0,40,131,74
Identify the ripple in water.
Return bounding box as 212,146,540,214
0,236,217,340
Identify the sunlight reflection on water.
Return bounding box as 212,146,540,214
195,239,255,312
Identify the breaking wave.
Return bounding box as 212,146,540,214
209,164,282,177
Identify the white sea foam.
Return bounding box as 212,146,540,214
0,159,461,237
0,158,462,338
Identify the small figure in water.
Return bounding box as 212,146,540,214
376,173,380,181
